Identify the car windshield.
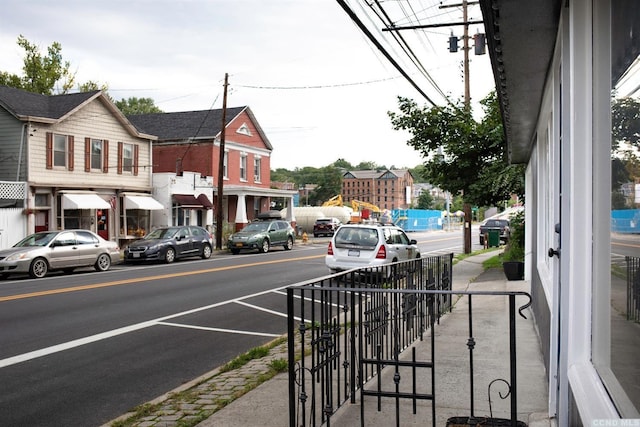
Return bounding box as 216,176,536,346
14,232,58,247
145,228,179,239
316,219,330,224
242,222,269,232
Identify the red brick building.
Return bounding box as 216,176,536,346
128,107,295,230
342,169,414,210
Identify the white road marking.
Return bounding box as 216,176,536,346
0,285,294,369
157,321,281,337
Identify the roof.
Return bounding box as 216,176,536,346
127,106,273,150
0,85,99,120
343,169,412,179
0,85,156,140
479,0,562,164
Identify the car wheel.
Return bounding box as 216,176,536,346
164,247,176,263
230,248,240,255
29,257,48,279
201,244,212,259
259,239,270,253
95,253,111,272
284,236,293,251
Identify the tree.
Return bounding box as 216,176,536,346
415,191,434,209
116,97,163,115
332,158,353,169
0,35,75,95
388,92,525,207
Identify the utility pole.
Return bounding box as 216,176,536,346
462,0,471,109
442,0,476,252
215,73,228,250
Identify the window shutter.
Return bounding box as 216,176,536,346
117,142,123,174
133,145,139,176
46,132,53,169
103,140,109,173
84,138,91,172
68,136,75,171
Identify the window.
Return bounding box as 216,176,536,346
254,157,261,182
76,231,98,245
91,139,102,170
240,154,247,181
46,133,74,170
121,143,133,172
223,151,228,179
54,134,67,167
595,0,640,416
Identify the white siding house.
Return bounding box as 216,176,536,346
0,86,161,247
481,0,640,424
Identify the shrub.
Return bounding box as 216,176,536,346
502,210,524,262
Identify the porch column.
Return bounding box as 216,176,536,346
234,194,248,231
285,196,297,230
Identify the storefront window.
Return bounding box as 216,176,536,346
119,198,150,237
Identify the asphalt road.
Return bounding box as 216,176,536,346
0,229,469,427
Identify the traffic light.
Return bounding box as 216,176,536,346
474,33,486,55
448,35,459,53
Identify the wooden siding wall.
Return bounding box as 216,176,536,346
0,110,28,181
27,100,153,190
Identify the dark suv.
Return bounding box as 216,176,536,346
479,219,510,245
313,218,341,237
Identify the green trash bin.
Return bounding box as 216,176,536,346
487,229,500,247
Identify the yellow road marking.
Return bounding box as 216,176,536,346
0,254,324,302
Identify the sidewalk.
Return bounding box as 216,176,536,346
105,252,551,427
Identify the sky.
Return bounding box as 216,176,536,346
0,0,495,170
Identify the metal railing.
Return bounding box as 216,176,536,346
626,256,640,322
286,254,531,427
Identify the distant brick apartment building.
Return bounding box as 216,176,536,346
341,169,413,210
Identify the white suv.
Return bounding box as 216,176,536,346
325,223,420,273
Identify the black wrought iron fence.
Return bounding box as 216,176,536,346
626,256,640,322
286,254,453,427
286,254,531,427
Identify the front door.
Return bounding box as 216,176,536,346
97,209,108,240
35,211,49,232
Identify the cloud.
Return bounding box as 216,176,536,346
0,0,495,170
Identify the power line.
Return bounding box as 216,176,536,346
336,0,437,106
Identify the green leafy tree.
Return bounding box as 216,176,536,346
310,166,343,205
0,35,75,94
116,97,163,115
415,191,434,209
388,92,525,207
332,158,353,169
355,161,384,170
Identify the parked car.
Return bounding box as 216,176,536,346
124,225,213,263
0,230,120,279
325,223,420,274
479,218,511,245
228,218,295,254
313,217,342,237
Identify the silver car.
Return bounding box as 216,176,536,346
0,230,120,279
325,223,420,274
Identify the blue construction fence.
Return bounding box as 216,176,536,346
391,209,443,232
612,209,640,233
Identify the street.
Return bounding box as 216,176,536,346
0,229,470,427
